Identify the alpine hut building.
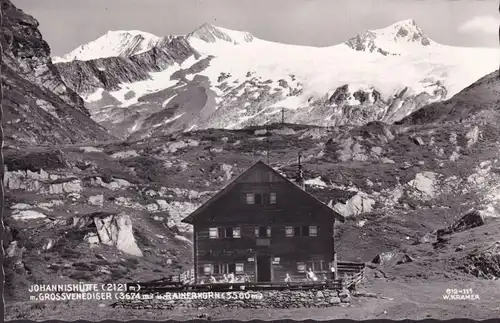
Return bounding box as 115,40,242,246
181,157,345,284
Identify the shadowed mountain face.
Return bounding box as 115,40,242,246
399,70,500,125
53,20,498,140
55,36,199,94
0,0,113,146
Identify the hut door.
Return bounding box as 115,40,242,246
256,255,271,282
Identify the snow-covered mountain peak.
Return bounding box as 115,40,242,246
375,19,430,45
344,19,433,56
52,30,161,63
187,23,254,44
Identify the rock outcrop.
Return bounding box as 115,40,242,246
407,172,439,198
333,192,376,217
0,0,113,145
93,213,143,257
465,242,500,279
437,210,485,237
69,212,143,257
55,36,198,95
4,168,83,195
399,70,500,125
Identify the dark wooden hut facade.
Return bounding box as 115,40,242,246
181,160,345,283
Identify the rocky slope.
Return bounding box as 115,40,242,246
0,0,113,145
398,69,500,125
54,20,498,139
5,80,500,300
52,30,163,63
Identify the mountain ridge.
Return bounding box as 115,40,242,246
1,0,114,145
52,19,499,139
53,19,437,62
52,30,162,63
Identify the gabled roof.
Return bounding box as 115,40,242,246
181,160,345,224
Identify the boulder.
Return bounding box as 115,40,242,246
418,232,437,244
413,136,425,146
341,295,352,303
333,192,375,217
156,199,169,211
93,213,143,257
11,210,47,220
371,251,396,265
43,239,55,250
146,204,159,212
408,172,439,197
396,254,414,264
69,215,94,229
84,232,100,245
381,157,395,164
5,241,27,271
91,177,132,190
438,210,485,237
48,179,83,195
465,126,480,147
88,194,104,206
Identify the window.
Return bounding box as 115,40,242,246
247,193,275,205
256,226,271,237
218,263,242,274
213,264,220,274
209,228,218,239
217,227,240,238
246,193,255,204
285,225,318,237
297,262,306,273
235,263,244,274
203,264,213,274
255,193,263,204
308,260,326,272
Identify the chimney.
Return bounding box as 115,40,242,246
296,152,305,190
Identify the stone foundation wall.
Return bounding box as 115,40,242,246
113,288,351,310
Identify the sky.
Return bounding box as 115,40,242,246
12,0,500,57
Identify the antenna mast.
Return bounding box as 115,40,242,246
266,118,270,165
296,151,305,190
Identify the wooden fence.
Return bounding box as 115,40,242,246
128,261,366,294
